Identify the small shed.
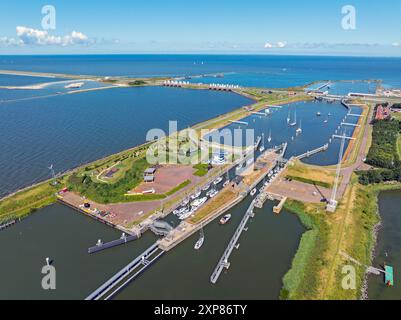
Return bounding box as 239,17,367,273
144,175,155,183
144,168,157,176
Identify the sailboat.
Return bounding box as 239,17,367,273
259,133,265,152
194,228,205,250
286,109,291,124
267,130,272,143
289,110,297,127
296,120,302,136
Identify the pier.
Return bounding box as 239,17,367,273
229,120,248,125
87,233,138,254
210,200,256,284
251,111,268,116
341,122,360,127
332,134,355,141
0,220,17,231
294,144,329,160
85,243,164,300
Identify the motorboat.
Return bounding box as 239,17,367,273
202,184,211,191
219,214,232,225
191,197,207,208
207,189,219,198
191,191,201,199
250,188,257,196
213,177,223,185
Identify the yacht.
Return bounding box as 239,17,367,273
259,133,265,152
289,110,297,127
194,229,205,250
179,209,195,220
191,197,207,208
207,189,219,198
191,190,201,200
213,176,223,185
202,184,211,191
296,120,302,136
220,214,232,225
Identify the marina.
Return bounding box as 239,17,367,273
1,53,401,302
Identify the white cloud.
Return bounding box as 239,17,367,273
0,26,91,47
264,41,287,49
392,42,400,47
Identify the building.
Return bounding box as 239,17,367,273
375,105,391,121
144,167,157,183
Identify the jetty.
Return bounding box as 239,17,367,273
88,233,138,254
341,122,360,127
210,200,256,284
332,135,355,141
0,220,17,231
229,120,248,125
251,111,268,116
85,243,164,300
294,144,329,160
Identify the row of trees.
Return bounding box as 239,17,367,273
68,157,149,203
365,119,400,169
359,114,401,185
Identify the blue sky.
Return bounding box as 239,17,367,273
0,0,400,55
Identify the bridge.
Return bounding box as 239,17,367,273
294,144,329,160
210,200,256,284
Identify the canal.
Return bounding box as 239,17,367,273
368,190,401,300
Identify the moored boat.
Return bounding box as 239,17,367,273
213,176,223,185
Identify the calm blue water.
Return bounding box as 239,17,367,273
0,80,112,102
0,74,65,86
212,100,360,166
0,86,251,197
1,55,401,88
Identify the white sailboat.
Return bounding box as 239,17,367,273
289,110,297,127
259,133,265,152
287,109,291,124
194,228,205,250
296,120,302,136
268,130,272,143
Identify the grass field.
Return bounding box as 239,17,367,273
281,176,401,300
285,160,336,188
0,180,62,223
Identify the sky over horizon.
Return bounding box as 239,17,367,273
0,0,400,56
